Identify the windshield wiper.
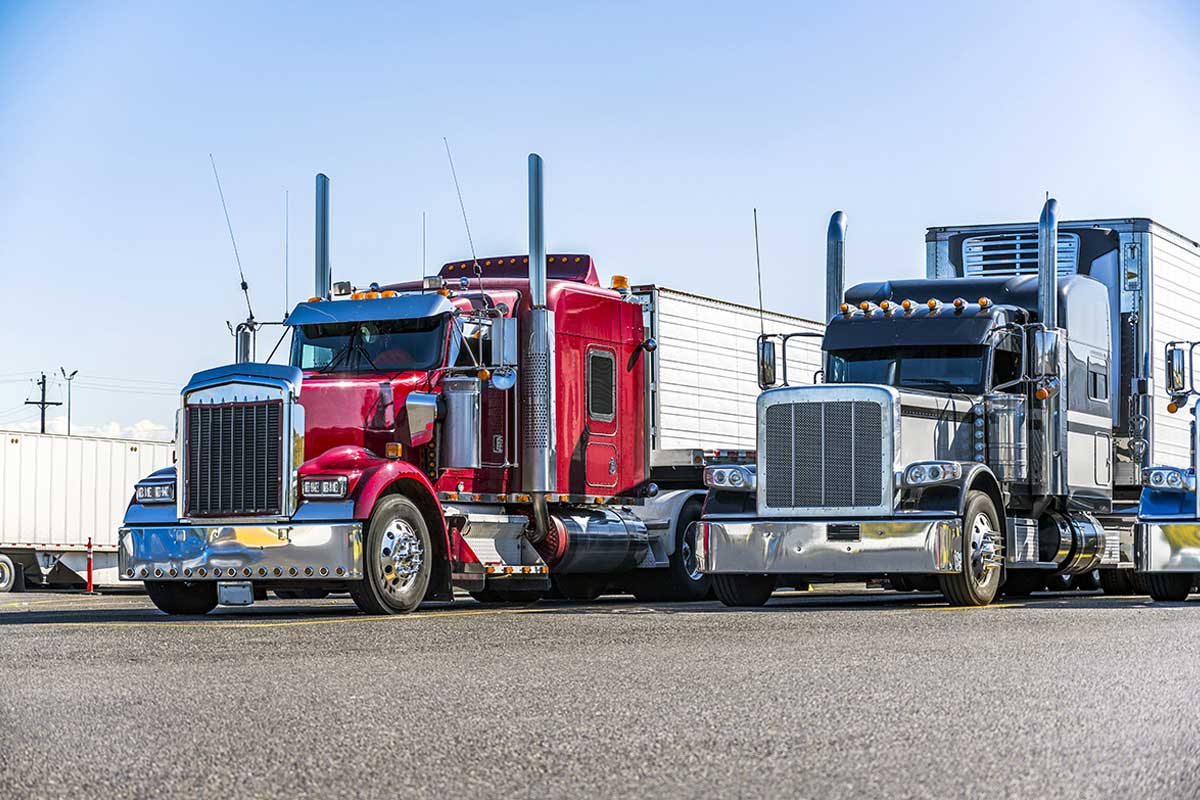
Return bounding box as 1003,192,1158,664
905,377,970,393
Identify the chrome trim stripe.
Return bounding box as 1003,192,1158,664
1137,523,1200,572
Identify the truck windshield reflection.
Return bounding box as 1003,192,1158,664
291,315,449,374
827,346,986,394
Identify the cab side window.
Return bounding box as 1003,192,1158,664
587,349,616,422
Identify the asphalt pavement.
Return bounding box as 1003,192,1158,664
1,587,1198,799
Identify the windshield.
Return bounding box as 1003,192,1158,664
290,315,448,374
827,346,986,394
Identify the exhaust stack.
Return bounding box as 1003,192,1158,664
522,153,556,501
315,173,331,299
825,211,848,323
1038,198,1059,329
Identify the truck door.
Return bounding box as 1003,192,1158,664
584,346,619,490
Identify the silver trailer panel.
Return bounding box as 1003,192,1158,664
0,430,173,550
634,286,823,459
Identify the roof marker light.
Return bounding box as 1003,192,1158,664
308,296,323,303
978,297,992,308
611,275,629,290
879,300,892,313
381,290,397,298
927,298,939,309
351,291,365,300
840,303,851,316
902,299,915,313
953,297,966,312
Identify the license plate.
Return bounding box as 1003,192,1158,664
217,581,255,606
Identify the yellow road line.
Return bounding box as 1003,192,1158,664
0,595,113,609
37,604,560,629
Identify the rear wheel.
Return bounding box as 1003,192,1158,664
939,491,1003,607
1073,570,1101,591
350,496,432,615
1143,572,1193,602
145,581,218,615
0,554,16,593
713,574,776,607
1098,568,1136,595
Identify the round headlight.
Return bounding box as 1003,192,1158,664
728,470,745,487
1167,471,1183,489
713,470,728,485
1151,471,1166,487
907,465,928,484
928,465,944,481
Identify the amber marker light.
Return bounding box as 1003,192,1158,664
351,291,365,300
901,299,914,313
1035,387,1050,401
927,298,939,309
381,290,397,298
364,291,380,300
385,442,403,459
477,368,492,381
840,303,851,316
979,297,992,308
307,296,323,303
859,302,871,312
953,297,966,311
611,275,629,290
1168,402,1180,414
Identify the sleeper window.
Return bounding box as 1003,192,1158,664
588,350,616,422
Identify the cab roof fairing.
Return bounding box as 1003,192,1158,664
286,293,456,327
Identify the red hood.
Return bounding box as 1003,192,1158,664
298,371,435,461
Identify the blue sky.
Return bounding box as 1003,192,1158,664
1,0,1198,438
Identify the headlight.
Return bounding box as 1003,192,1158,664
135,482,175,504
904,461,962,487
1144,468,1193,492
703,465,756,492
302,475,349,499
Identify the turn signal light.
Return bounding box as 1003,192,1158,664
1168,402,1180,414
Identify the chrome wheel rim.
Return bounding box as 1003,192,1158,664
682,523,702,581
0,560,10,590
377,519,424,596
968,512,1001,584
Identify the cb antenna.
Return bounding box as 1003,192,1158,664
443,137,489,304
283,189,290,319
753,207,765,336
209,153,255,322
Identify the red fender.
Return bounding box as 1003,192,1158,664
299,445,449,552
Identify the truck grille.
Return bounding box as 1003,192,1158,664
962,231,1079,277
762,400,887,512
185,401,284,517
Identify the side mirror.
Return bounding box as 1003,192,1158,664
487,317,518,368
758,339,777,388
1030,329,1061,379
400,391,439,448
1166,344,1188,396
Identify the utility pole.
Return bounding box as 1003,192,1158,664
25,372,62,434
60,367,78,436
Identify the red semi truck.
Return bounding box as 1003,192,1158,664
118,155,821,615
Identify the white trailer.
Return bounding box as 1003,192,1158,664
0,430,174,591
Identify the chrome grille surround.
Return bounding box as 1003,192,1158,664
177,365,304,522
757,385,899,518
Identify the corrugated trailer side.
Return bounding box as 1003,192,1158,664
0,430,173,590
1148,223,1200,470
637,286,823,458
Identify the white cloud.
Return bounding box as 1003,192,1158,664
3,415,174,442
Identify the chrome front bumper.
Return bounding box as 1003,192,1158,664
118,522,364,581
1138,522,1200,573
696,516,963,575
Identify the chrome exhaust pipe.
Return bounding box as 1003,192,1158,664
523,154,556,542
825,210,848,323
315,173,331,300
1038,198,1058,329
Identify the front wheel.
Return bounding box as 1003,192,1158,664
939,490,1003,607
713,574,776,607
350,495,433,615
0,553,17,593
1143,572,1193,602
145,581,218,615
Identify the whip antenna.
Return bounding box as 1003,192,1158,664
209,153,254,321
753,207,765,336
443,138,484,288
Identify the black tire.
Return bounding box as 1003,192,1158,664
1002,571,1044,597
274,589,331,600
1098,568,1135,595
1044,572,1073,592
145,581,218,615
630,499,710,602
713,574,776,607
350,495,433,615
552,574,606,602
1143,572,1193,602
0,554,16,593
1073,570,1101,591
939,490,1003,606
